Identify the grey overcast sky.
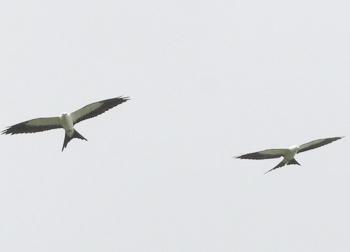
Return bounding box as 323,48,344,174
1,1,350,251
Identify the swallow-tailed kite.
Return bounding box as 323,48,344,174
2,96,129,151
235,137,344,174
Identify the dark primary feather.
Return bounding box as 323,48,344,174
72,96,129,125
298,136,344,154
2,117,61,135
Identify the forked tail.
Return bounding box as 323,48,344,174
62,129,87,151
264,158,301,174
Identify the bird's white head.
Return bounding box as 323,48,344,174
60,112,71,121
289,145,300,153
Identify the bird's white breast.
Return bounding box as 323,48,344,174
60,113,74,133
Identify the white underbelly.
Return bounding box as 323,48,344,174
285,149,298,160
60,113,74,133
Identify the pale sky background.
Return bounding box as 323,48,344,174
1,1,350,251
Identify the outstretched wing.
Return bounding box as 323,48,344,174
2,117,62,135
235,149,287,160
298,136,344,154
71,96,129,125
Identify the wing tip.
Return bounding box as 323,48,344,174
116,96,130,102
330,136,345,142
2,127,13,135
329,136,345,140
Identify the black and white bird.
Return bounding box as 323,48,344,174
2,96,129,151
235,137,344,174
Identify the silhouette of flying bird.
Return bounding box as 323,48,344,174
2,96,129,151
235,137,344,174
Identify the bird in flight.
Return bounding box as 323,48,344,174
235,137,344,174
2,96,129,151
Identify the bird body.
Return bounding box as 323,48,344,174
60,113,74,132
